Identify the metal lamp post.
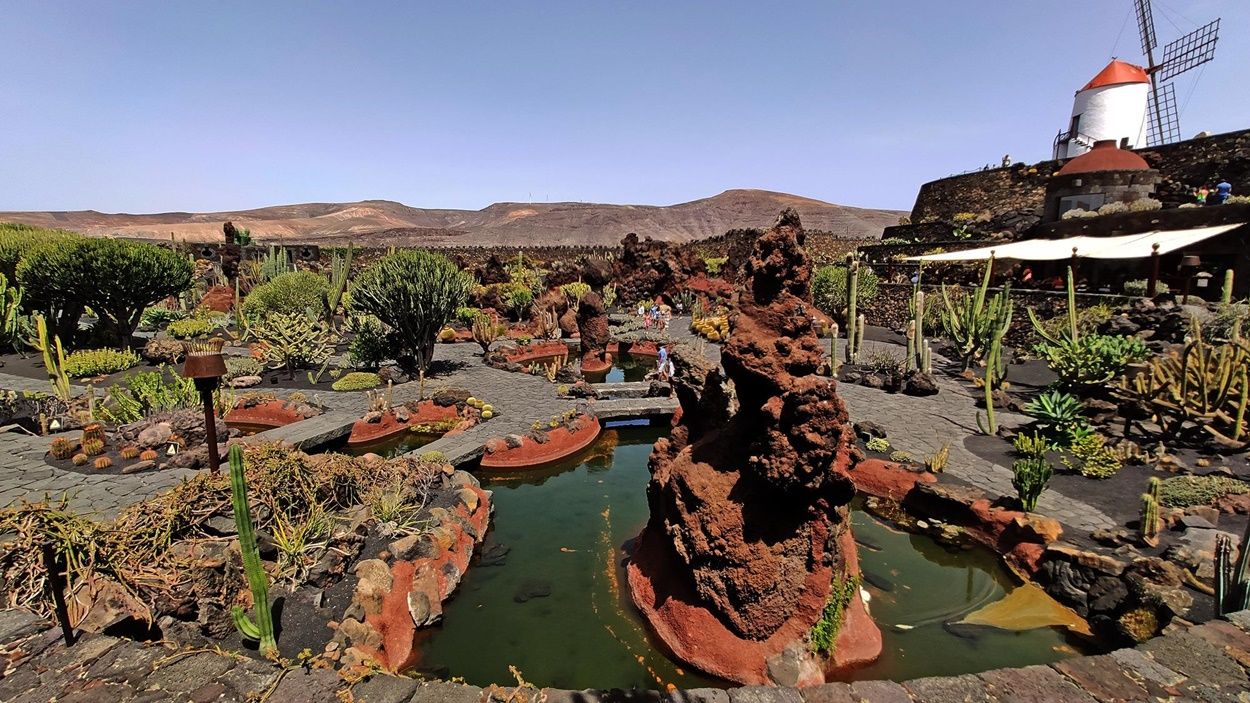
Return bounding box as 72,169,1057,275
182,338,227,474
1180,254,1202,305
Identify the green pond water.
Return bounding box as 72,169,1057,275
414,426,1084,690
583,352,654,384
335,431,440,458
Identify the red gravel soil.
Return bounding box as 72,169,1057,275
347,403,461,446
479,416,602,470
224,399,306,431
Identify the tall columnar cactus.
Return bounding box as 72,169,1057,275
1216,517,1250,617
921,339,933,374
829,321,840,377
1028,266,1079,346
227,444,278,658
29,315,71,402
906,320,917,372
1140,477,1162,546
324,244,353,322
976,285,1013,436
912,288,927,372
1223,269,1236,305
845,255,861,364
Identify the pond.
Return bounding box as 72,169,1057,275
331,430,442,458
413,426,1086,690
583,352,655,384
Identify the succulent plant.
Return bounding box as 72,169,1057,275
49,437,76,460
81,439,105,456
139,449,159,462
93,457,113,470
71,453,88,466
119,446,140,460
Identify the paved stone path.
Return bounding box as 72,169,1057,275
3,604,1249,702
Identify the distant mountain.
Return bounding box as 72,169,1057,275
0,189,903,247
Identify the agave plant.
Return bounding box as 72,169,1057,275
1023,389,1091,447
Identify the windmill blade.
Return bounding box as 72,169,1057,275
1155,19,1220,83
1134,0,1157,55
1146,82,1181,147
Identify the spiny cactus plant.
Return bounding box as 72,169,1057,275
323,244,353,322
71,453,89,466
940,254,1010,371
829,321,840,377
0,273,24,352
472,312,505,355
48,437,76,460
92,456,112,470
119,446,140,461
139,448,159,462
80,423,105,445
28,315,71,402
1140,477,1162,547
1011,456,1052,512
1223,269,1235,305
976,284,1013,435
845,254,861,364
81,439,105,457
1215,518,1250,617
227,444,278,658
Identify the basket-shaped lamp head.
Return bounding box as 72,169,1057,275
1180,255,1202,268
182,338,228,379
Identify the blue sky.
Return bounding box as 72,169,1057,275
1,1,1245,213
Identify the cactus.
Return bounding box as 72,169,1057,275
1215,517,1250,617
92,456,112,470
829,322,840,377
1223,269,1235,305
905,320,916,372
324,243,353,322
226,444,278,658
922,339,933,375
81,439,105,457
472,313,504,355
1011,457,1052,512
940,254,1007,370
0,273,24,352
1140,477,1162,546
1114,320,1250,448
49,437,76,460
139,448,159,462
71,453,88,466
119,446,140,460
907,281,927,372
28,315,72,402
976,285,1013,435
845,255,860,363
80,423,105,446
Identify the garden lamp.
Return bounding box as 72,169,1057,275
182,338,227,474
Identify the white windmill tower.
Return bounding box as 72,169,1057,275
1053,0,1219,160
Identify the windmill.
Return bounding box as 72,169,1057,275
1132,0,1220,146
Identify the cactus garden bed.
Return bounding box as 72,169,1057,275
42,408,237,476
479,410,600,470
346,388,495,450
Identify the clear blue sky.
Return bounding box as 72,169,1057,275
1,0,1245,213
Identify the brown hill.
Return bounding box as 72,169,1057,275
0,189,902,247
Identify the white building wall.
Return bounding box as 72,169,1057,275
1060,83,1150,158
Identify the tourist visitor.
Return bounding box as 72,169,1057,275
1196,186,1209,205
1213,180,1233,205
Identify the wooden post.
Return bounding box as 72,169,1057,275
1148,243,1161,297
41,542,75,646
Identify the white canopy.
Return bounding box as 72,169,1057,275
905,224,1245,262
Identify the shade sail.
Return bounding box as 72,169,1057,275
905,224,1245,262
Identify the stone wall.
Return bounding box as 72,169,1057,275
911,128,1250,223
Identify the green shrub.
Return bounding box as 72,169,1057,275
1061,434,1121,478
1159,475,1250,508
1034,333,1149,388
62,348,141,378
1012,457,1052,511
507,287,534,319
346,314,390,369
17,238,194,346
703,256,727,275
560,281,591,305
1123,279,1169,297
808,575,859,654
865,437,891,453
167,311,226,339
350,251,473,377
1012,431,1052,458
812,264,879,319
139,306,187,331
0,223,77,282
331,371,380,391
455,306,482,327
224,356,263,380
253,312,336,378
99,366,197,424
241,270,330,319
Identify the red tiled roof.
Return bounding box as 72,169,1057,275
1081,60,1150,91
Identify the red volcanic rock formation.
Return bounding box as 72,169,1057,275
576,291,612,373
627,209,878,686
613,232,708,305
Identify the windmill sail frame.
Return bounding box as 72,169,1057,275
1133,0,1219,146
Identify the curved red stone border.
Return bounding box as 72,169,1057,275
504,341,571,365
621,340,660,357
347,402,461,446
580,353,613,373
480,416,602,470
224,399,308,430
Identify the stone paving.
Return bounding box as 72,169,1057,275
3,604,1249,702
